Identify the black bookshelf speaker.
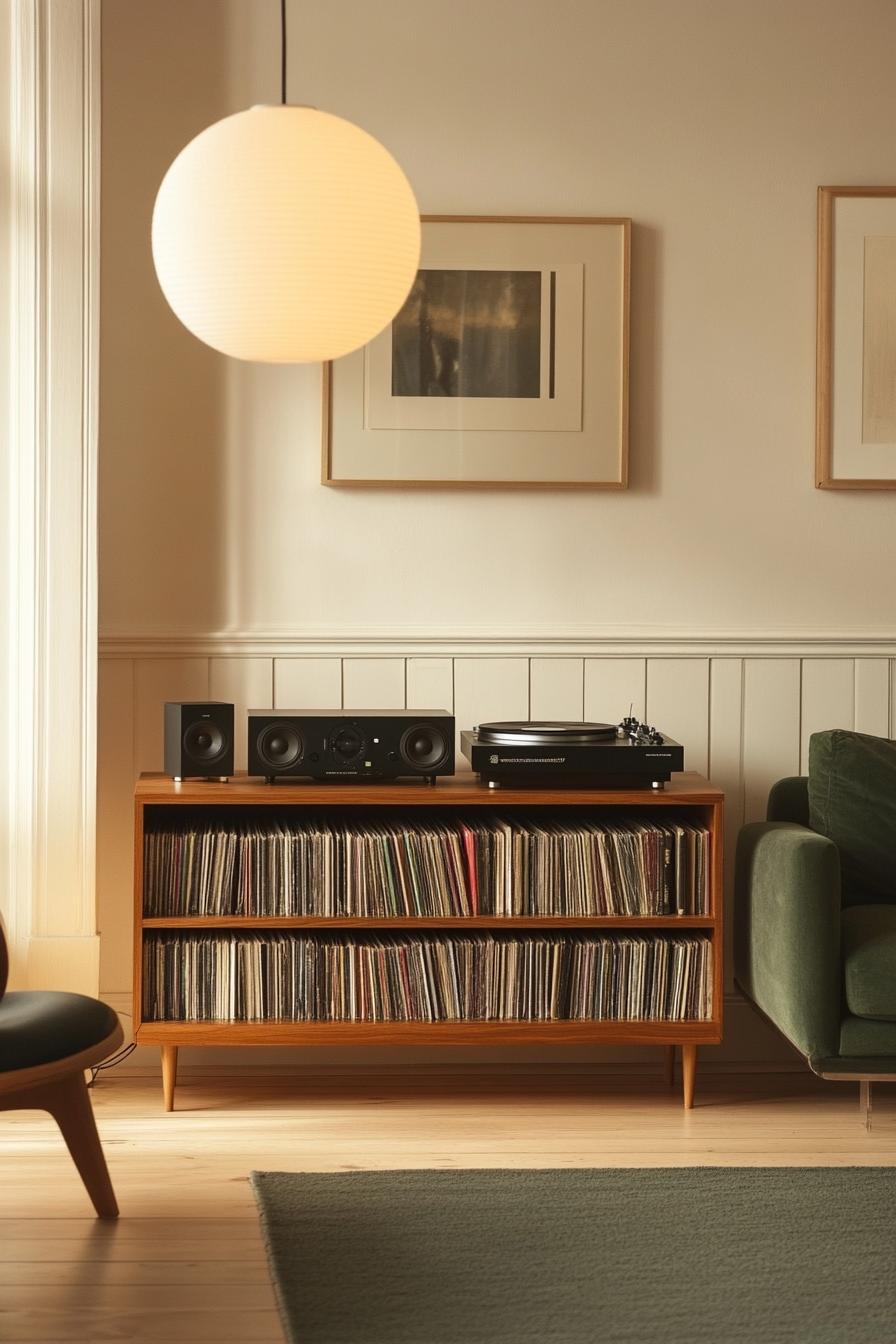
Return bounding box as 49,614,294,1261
164,702,234,780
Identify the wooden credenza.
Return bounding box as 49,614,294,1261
133,771,723,1110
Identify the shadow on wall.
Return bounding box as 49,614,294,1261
100,0,231,634
628,222,661,495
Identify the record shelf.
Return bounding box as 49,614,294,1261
132,771,724,1111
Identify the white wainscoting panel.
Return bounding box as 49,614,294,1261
646,658,710,776
708,659,744,820
274,657,342,708
406,658,454,711
799,658,854,771
96,658,136,999
342,658,406,709
741,659,802,824
453,658,530,750
97,639,896,1063
210,658,274,770
707,658,744,990
854,658,890,737
584,658,646,723
529,658,584,720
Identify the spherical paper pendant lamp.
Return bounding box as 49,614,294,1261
150,6,420,363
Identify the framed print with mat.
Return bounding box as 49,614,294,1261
817,185,896,489
322,216,630,489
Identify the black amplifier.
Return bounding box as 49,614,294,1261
460,720,684,789
248,710,455,783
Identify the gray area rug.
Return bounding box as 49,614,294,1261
251,1167,896,1343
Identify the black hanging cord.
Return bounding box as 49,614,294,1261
88,1041,137,1086
280,0,287,104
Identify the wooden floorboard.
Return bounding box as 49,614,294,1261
1,1071,894,1342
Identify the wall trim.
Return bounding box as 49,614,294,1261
98,630,896,660
5,0,40,977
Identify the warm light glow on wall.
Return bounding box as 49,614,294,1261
151,104,420,363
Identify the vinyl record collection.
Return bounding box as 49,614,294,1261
143,931,713,1023
143,812,711,920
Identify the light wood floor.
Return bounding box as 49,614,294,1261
1,1069,894,1343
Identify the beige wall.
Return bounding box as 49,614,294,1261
101,0,896,639
98,1,896,1065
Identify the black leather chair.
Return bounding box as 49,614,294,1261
0,924,123,1217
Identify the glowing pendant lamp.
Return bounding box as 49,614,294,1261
151,1,420,363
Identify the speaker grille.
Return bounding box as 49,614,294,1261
400,722,450,771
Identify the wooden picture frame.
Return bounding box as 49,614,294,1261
816,185,896,489
322,215,630,489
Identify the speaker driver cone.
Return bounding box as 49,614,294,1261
183,719,226,763
257,722,303,770
400,723,449,771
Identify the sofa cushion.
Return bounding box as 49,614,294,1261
842,905,896,1020
843,1010,896,1064
808,729,896,907
838,1014,896,1060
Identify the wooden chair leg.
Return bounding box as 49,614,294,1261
161,1044,178,1112
19,1072,119,1218
682,1044,697,1110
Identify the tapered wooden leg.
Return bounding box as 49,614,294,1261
161,1045,178,1112
682,1044,697,1110
664,1046,676,1088
3,1073,119,1217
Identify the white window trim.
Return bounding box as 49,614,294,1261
3,0,100,992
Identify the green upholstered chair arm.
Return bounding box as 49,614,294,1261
767,776,809,827
734,821,841,1063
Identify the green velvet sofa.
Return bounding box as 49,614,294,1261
735,732,896,1101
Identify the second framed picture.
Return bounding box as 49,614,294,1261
322,215,630,488
817,186,896,489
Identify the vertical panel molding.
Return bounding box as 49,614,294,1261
2,0,100,991
99,643,896,1065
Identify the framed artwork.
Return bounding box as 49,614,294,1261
817,186,896,489
322,215,630,488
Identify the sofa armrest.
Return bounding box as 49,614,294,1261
767,776,809,826
734,821,841,1063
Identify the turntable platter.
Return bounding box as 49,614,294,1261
477,720,618,747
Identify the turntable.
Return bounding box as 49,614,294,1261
460,718,684,788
